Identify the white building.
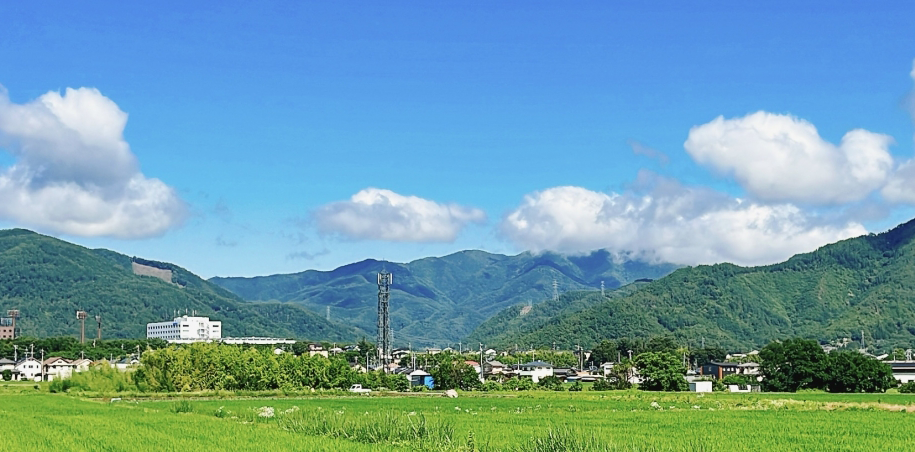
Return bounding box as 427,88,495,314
42,357,74,381
518,361,554,383
689,381,713,392
220,337,295,345
15,357,42,381
147,315,222,343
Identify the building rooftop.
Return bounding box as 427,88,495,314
521,361,553,367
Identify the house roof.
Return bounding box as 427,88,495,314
707,362,740,366
521,361,553,367
486,360,505,367
43,357,71,366
464,361,479,366
0,358,15,365
409,369,431,376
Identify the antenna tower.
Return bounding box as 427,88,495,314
7,310,19,339
600,281,605,297
76,311,88,344
377,269,393,368
552,279,559,301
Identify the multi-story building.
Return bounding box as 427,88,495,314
146,315,221,343
0,317,14,340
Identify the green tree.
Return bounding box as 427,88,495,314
1,369,11,381
590,340,618,365
825,351,896,393
537,375,565,391
429,354,481,390
633,352,687,391
690,347,727,366
759,338,829,392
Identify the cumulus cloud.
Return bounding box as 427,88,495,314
684,111,894,205
881,58,915,204
0,86,185,238
314,188,486,242
500,174,865,266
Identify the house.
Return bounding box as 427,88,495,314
689,381,713,392
409,369,434,389
111,355,140,371
518,361,553,383
70,359,92,373
15,357,42,381
484,349,497,358
483,360,506,375
889,361,915,384
700,362,740,379
42,357,74,381
307,343,328,358
0,358,17,380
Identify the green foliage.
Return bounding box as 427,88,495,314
568,381,583,392
537,375,565,391
483,218,915,352
429,353,481,391
760,338,829,392
720,374,751,386
481,381,502,391
825,351,896,393
276,408,456,447
212,250,677,348
1,369,11,381
0,229,356,341
49,363,137,393
515,425,611,452
502,377,534,391
0,336,166,361
898,381,915,393
170,400,194,413
690,347,728,366
633,352,687,391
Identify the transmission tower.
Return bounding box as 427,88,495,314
552,279,559,301
377,270,393,368
600,280,605,297
76,311,88,344
7,310,19,339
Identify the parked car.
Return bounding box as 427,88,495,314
348,384,371,394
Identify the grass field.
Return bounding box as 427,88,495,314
2,387,915,451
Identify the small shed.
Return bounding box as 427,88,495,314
689,381,713,393
409,369,435,389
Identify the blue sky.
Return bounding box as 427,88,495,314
1,1,914,277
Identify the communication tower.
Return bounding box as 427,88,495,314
377,270,393,368
552,279,559,301
600,281,605,297
76,310,88,344
7,309,19,339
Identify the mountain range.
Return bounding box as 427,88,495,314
210,250,679,347
469,218,915,352
0,229,357,341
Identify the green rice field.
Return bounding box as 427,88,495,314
2,387,915,451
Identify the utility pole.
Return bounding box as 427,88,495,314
40,349,45,381
479,343,485,383
96,315,102,341
76,311,88,344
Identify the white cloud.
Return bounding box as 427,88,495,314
314,188,486,242
500,175,866,266
881,58,915,204
684,111,894,205
0,86,186,238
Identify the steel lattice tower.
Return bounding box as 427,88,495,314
376,270,393,368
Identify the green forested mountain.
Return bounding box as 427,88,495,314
0,229,358,341
479,218,915,352
464,282,652,347
210,250,679,347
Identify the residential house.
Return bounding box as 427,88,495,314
518,361,553,383
483,360,506,376
15,357,42,381
0,358,17,380
307,343,328,358
689,381,713,392
70,359,92,373
42,357,74,381
700,362,740,379
111,355,139,371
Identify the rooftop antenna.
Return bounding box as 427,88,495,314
76,310,88,344
552,279,559,302
377,267,393,369
7,310,19,339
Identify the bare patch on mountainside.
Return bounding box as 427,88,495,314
132,262,173,285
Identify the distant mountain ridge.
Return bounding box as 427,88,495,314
0,229,358,341
210,250,680,347
475,217,915,352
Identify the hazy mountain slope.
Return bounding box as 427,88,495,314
485,218,915,352
0,229,358,341
211,250,679,347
